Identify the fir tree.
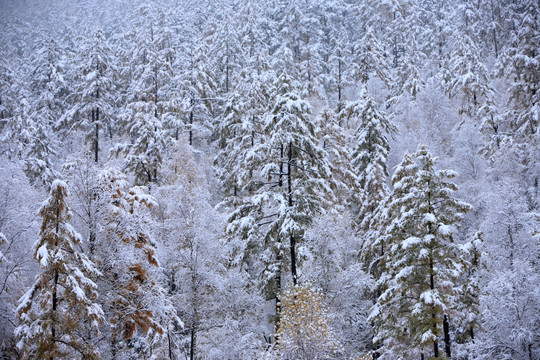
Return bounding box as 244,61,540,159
58,29,116,163
96,168,177,358
15,180,104,360
349,89,395,230
370,145,472,359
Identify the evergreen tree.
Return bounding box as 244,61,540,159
112,16,174,184
0,55,16,122
370,145,472,359
353,27,393,88
447,33,494,116
316,107,359,208
176,38,217,146
15,180,104,359
22,38,66,188
96,168,178,358
227,72,334,321
349,89,395,230
59,29,116,163
496,0,539,140
259,72,333,285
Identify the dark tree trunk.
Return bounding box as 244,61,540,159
189,98,194,146
168,331,174,360
225,43,230,92
95,108,99,163
279,144,284,187
190,327,195,360
443,314,451,358
275,244,282,334
430,257,439,358
89,230,96,255
337,54,342,113
287,143,297,284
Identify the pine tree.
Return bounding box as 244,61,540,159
259,72,333,285
455,231,483,351
370,145,472,359
58,29,116,163
112,16,174,184
496,0,539,140
176,38,217,146
447,33,494,116
316,107,359,208
209,17,243,95
96,168,177,358
349,89,395,230
0,55,16,122
227,72,334,323
22,38,65,188
15,180,104,360
353,27,393,88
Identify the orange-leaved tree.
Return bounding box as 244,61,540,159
97,168,178,358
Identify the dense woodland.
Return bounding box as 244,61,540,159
0,0,538,359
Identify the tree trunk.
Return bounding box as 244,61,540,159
89,230,96,255
50,269,58,360
275,244,282,335
190,326,196,360
95,85,100,163
225,42,230,93
279,144,284,187
95,108,99,163
189,98,194,146
287,143,297,284
443,314,451,358
507,224,515,269
337,54,342,113
490,0,499,57
168,331,174,360
430,257,439,358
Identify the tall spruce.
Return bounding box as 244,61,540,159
369,145,472,359
15,180,104,360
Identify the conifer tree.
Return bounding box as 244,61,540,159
370,145,472,359
15,180,104,360
455,232,483,348
96,168,177,358
209,18,243,94
112,18,173,184
23,38,65,188
258,72,333,286
353,28,393,88
215,92,252,202
176,38,217,146
448,33,494,116
0,55,16,121
227,72,333,320
316,107,359,208
496,0,539,140
59,29,116,163
349,89,395,230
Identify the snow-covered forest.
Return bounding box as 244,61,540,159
0,0,538,359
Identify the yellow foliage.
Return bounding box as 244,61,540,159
275,283,342,360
